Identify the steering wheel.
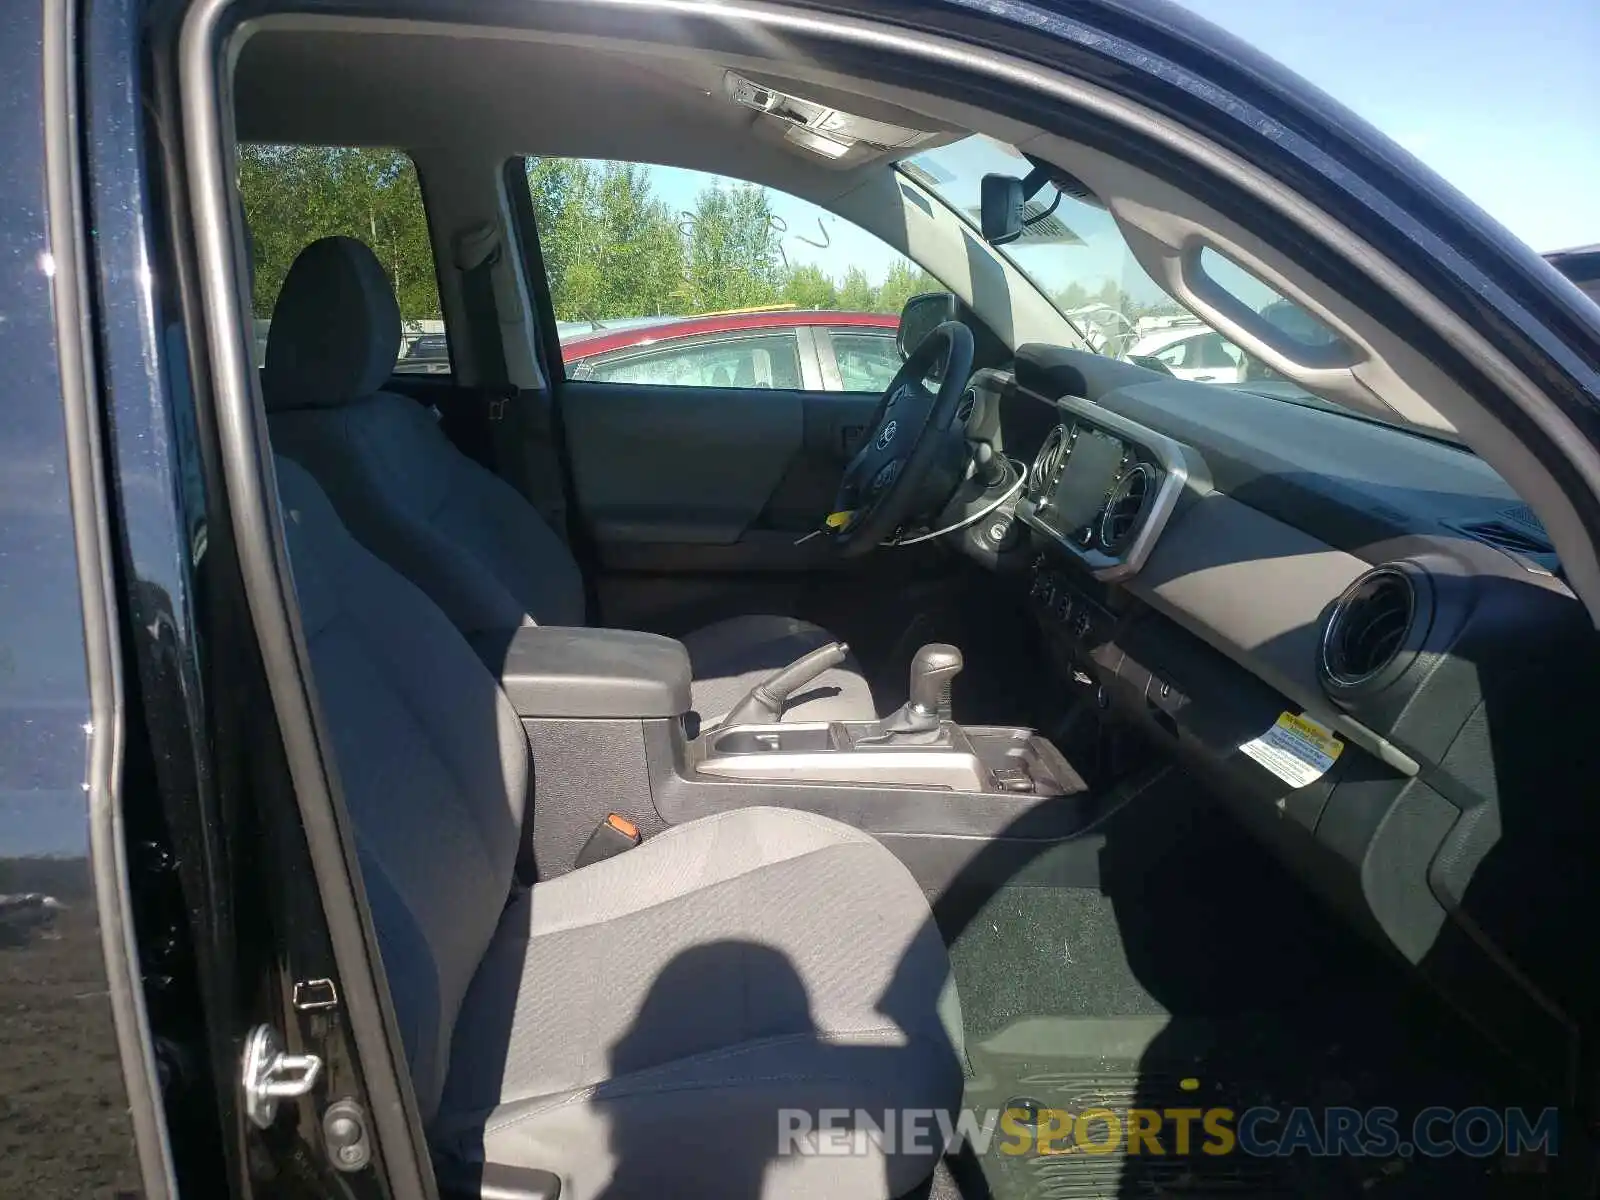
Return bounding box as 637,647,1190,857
826,320,976,557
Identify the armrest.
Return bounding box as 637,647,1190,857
471,626,691,719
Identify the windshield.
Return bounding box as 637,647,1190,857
903,137,1186,357
900,137,1386,423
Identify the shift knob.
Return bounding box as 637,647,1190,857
908,643,963,721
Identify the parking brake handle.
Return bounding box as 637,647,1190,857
720,641,850,728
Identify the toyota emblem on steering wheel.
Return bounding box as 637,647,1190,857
875,420,899,451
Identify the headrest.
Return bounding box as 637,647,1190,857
263,237,401,412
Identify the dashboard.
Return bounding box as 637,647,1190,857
1015,395,1198,582
968,343,1600,1092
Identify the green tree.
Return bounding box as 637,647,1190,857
526,156,597,317
684,183,785,311
1093,279,1127,312
781,263,839,310
246,150,959,333
837,266,878,312
239,144,441,325
874,260,942,315
1051,281,1091,313
527,158,684,321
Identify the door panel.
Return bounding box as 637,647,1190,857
563,380,880,552
562,380,960,678
760,392,879,531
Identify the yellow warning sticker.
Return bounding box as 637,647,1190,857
1239,711,1344,790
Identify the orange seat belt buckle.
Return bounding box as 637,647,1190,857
575,812,642,868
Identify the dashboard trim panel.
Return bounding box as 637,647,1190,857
1016,391,1193,582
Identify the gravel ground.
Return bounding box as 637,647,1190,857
0,889,144,1199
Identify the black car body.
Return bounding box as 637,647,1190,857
7,0,1600,1197
1548,245,1600,307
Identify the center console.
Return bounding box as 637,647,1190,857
699,721,1075,794
477,625,1097,891
694,644,1076,797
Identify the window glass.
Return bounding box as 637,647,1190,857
584,334,803,389
901,137,1390,416
1196,247,1344,351
238,144,447,373
1153,340,1190,368
1194,333,1243,369
1193,247,1350,385
904,137,1179,360
523,157,940,390
830,332,902,393
1150,332,1241,373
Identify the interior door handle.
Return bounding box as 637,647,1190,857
839,424,866,453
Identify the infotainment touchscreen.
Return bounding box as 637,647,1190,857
1051,427,1124,532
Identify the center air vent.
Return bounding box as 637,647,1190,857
1098,464,1155,552
1320,567,1416,690
1029,427,1068,499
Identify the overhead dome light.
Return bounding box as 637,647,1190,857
723,71,936,153
785,125,854,160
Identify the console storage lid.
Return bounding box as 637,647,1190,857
472,626,691,718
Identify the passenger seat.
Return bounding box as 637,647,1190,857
272,454,963,1198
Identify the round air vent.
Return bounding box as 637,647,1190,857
1098,463,1155,552
1320,567,1417,689
1029,427,1068,498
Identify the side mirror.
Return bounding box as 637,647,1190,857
980,174,1025,246
897,292,959,360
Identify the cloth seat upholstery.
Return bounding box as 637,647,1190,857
273,455,963,1198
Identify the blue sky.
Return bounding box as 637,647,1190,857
641,0,1596,289
1175,0,1597,255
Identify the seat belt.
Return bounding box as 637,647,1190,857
453,223,569,542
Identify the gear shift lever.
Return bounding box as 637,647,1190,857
857,643,964,741
907,643,963,725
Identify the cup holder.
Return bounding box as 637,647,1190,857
708,726,834,755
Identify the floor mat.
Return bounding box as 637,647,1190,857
960,1015,1551,1199
937,782,1564,1199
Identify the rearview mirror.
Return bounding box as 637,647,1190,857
897,292,959,360
980,174,1025,246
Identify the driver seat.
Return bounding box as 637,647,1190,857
264,237,875,724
